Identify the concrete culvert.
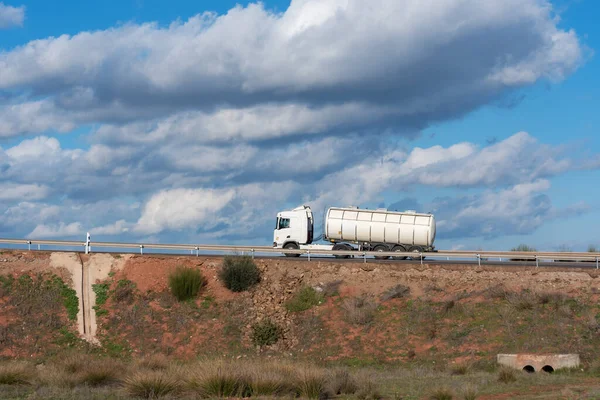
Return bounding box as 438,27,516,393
542,365,554,373
523,365,535,373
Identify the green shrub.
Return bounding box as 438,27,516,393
168,267,206,302
251,319,282,347
285,286,324,312
219,255,260,292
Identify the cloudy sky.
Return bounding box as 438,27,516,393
0,0,598,251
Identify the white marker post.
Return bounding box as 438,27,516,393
85,232,91,254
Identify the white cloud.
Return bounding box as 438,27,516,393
134,188,236,234
0,0,583,138
0,183,49,201
0,2,24,29
90,220,130,236
28,222,83,239
432,179,588,239
308,132,573,210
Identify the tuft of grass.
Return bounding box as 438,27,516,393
354,371,382,400
449,363,470,376
342,295,377,325
79,358,125,387
295,367,328,399
219,255,261,292
285,286,324,312
136,354,170,371
328,368,358,395
113,279,138,304
187,363,251,398
461,384,479,400
168,267,206,302
0,361,34,385
498,367,517,383
251,318,283,347
588,245,599,253
380,284,410,301
124,371,181,399
430,387,455,400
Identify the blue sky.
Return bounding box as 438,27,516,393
0,0,598,251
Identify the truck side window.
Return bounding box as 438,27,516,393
278,218,290,230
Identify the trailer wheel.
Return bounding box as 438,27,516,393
407,245,424,261
373,245,390,260
284,243,301,257
392,245,407,260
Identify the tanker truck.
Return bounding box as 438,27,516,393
273,205,436,260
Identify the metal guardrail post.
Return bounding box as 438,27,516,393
596,257,598,270
37,244,40,250
535,255,539,268
195,247,199,257
251,249,255,259
307,250,310,261
27,241,31,251
363,252,366,263
139,245,144,255
477,254,481,267
420,253,423,266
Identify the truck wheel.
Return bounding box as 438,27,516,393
373,245,389,260
333,243,351,259
284,243,301,257
392,245,407,260
407,246,424,261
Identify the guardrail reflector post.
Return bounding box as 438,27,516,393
37,244,40,251
363,252,366,263
535,255,539,268
477,254,481,267
196,247,199,257
307,250,310,261
420,253,423,266
27,241,31,251
140,245,144,255
251,249,255,259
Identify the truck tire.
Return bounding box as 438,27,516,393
392,245,407,260
284,242,301,257
373,244,389,260
333,243,351,259
407,245,424,261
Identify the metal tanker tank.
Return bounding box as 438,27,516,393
324,206,436,250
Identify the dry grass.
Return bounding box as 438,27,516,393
135,353,170,371
379,284,410,301
0,361,34,385
497,367,517,383
328,368,358,395
123,370,181,398
342,295,378,325
429,387,455,400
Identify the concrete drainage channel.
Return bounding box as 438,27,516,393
49,252,128,343
497,354,580,373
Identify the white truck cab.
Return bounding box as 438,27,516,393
273,205,314,250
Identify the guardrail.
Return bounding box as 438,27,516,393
0,236,598,268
